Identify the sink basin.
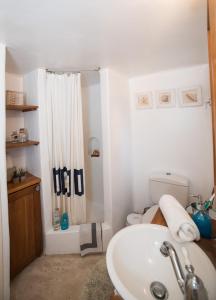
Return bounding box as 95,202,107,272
106,224,216,300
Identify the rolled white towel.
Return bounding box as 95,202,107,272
159,194,200,243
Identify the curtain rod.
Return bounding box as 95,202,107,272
46,67,100,74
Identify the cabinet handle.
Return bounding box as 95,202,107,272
35,185,40,192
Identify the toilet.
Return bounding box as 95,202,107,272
126,172,189,226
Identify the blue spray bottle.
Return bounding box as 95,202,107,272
192,210,212,239
192,193,215,239
61,212,69,230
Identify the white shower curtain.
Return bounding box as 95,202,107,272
42,71,86,225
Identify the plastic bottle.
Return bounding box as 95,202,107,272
61,212,69,230
192,210,212,239
53,208,60,231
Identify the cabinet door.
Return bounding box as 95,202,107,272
9,188,30,277
9,184,43,278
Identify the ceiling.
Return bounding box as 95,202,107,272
0,0,208,77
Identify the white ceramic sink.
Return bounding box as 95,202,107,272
106,224,216,300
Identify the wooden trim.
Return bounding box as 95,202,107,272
6,140,39,149
208,0,216,188
6,104,38,112
110,295,123,300
151,208,167,226
7,173,41,195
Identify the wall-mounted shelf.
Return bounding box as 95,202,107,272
6,104,38,112
6,140,39,149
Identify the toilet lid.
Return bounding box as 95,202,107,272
127,213,142,225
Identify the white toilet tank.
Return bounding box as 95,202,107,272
150,172,189,207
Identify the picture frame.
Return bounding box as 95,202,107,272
178,86,202,107
135,92,153,109
156,89,176,108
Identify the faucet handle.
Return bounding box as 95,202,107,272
182,247,208,300
185,273,208,300
182,247,192,267
182,247,194,273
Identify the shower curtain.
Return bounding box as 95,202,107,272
41,70,86,225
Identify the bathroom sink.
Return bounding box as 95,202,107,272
106,224,216,300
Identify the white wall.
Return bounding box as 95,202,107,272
130,64,214,211
23,70,50,242
6,73,26,169
100,68,133,233
82,71,104,222
0,44,10,300
23,71,41,177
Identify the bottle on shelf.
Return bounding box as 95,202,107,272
19,128,28,143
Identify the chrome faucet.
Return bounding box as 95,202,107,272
160,241,185,294
160,241,208,300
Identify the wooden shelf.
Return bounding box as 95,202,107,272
6,104,38,112
6,140,39,149
7,172,41,195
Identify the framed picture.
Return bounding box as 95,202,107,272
156,90,176,108
178,86,202,107
135,92,153,109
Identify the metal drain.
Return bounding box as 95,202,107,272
150,282,168,299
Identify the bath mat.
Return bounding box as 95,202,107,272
80,223,103,256
80,256,114,300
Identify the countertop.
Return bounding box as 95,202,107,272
7,172,40,195
151,208,216,268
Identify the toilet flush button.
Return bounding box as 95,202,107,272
166,172,171,176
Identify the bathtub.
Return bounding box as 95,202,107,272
45,222,113,255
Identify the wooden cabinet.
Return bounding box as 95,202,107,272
8,176,43,278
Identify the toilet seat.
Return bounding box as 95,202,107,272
126,205,159,226
126,213,143,225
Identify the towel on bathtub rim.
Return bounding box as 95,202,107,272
80,223,103,256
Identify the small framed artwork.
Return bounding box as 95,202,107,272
156,90,176,108
178,86,202,107
135,92,153,109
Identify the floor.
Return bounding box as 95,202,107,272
10,254,108,300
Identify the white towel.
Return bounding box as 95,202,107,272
80,223,103,256
159,194,200,243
